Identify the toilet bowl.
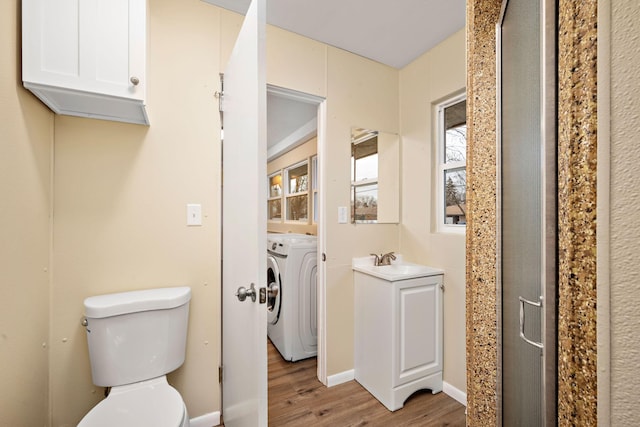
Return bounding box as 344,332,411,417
78,287,192,427
78,377,189,427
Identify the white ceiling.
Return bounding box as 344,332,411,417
204,0,466,69
266,91,318,161
207,0,466,159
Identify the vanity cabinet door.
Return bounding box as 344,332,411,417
393,275,443,387
22,0,148,124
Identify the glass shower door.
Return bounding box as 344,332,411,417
498,0,557,425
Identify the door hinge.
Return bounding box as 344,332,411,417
214,90,224,112
218,365,223,384
216,72,225,113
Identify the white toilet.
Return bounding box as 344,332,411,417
78,286,192,427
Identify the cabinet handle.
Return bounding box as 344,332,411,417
130,76,140,86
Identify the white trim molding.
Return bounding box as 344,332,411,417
190,411,222,427
443,381,467,407
316,100,328,385
326,369,355,387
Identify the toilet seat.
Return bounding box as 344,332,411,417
78,376,188,427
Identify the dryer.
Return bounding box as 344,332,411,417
267,234,317,361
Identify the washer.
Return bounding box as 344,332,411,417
267,233,317,361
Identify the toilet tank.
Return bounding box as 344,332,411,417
83,287,191,387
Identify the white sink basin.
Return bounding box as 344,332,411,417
352,255,443,281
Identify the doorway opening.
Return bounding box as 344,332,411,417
265,84,328,386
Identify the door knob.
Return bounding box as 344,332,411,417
259,283,279,304
268,282,279,298
130,76,140,86
235,283,257,302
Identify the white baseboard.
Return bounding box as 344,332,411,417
190,411,221,427
443,381,467,407
326,369,354,387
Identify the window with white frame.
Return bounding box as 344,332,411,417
436,95,467,231
268,157,318,225
285,161,309,222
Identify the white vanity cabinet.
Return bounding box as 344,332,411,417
22,0,149,125
354,269,443,411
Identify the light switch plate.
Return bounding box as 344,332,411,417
187,204,202,226
338,206,348,224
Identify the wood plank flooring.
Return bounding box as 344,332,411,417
267,340,467,427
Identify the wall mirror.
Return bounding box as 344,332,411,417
351,127,400,223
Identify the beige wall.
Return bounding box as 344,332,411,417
267,137,318,235
0,1,53,426
266,25,327,98
610,0,640,424
50,1,222,424
324,47,401,375
399,29,467,393
0,0,53,426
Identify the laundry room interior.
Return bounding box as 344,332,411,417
264,87,320,368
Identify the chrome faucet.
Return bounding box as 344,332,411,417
370,253,381,266
380,252,396,266
370,252,396,266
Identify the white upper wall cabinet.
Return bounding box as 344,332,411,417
22,0,148,125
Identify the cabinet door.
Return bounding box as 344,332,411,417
83,0,146,100
23,0,145,101
393,276,442,387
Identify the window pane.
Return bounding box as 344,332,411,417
312,156,318,191
269,174,282,198
444,100,467,163
352,183,378,222
288,163,308,193
286,195,308,221
313,191,318,223
445,124,467,163
353,153,378,182
268,199,281,220
444,168,466,225
351,134,378,182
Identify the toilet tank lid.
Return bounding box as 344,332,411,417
84,287,191,319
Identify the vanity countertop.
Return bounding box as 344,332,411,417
352,255,444,281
